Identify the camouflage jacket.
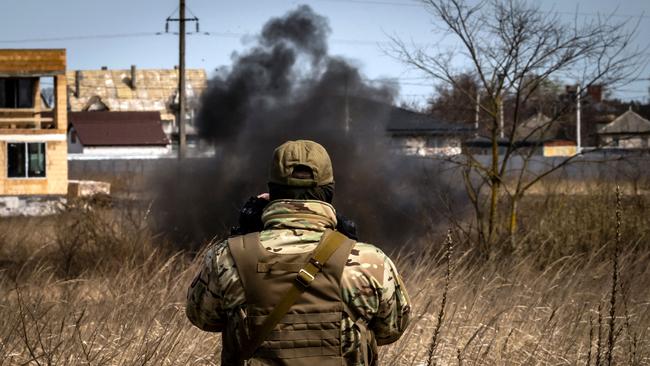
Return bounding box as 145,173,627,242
186,200,411,365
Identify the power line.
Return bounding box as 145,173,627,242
200,30,397,46
0,31,419,48
0,32,160,43
310,0,650,20
608,89,649,94
0,2,645,45
311,0,420,7
3,31,646,59
2,27,648,57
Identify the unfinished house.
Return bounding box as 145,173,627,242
66,67,207,144
0,49,68,196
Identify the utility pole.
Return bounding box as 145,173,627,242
166,1,199,159
178,0,186,159
499,98,504,139
576,84,582,154
475,92,480,136
344,75,350,134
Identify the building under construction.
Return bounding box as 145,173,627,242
0,49,68,196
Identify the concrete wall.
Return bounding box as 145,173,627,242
396,136,463,156
0,133,68,195
67,127,83,153
544,145,577,157
83,146,171,156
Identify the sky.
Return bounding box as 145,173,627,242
1,0,648,106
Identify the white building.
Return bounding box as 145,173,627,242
386,107,475,157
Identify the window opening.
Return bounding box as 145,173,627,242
0,78,36,108
40,76,55,109
28,143,46,177
7,142,46,178
7,143,26,178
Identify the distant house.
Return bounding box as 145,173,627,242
386,108,475,156
66,67,207,143
598,110,650,149
516,113,576,156
0,49,68,196
68,111,170,157
515,113,565,142
463,113,575,156
283,95,473,157
462,136,510,155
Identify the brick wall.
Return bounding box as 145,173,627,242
0,138,68,196
54,74,67,130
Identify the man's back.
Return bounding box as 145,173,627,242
186,199,411,365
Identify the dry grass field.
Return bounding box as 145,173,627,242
0,183,649,365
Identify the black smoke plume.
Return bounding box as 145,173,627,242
154,5,457,250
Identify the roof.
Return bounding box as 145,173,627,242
69,111,169,147
544,140,576,146
515,113,564,142
598,110,650,135
67,68,207,121
463,136,511,148
238,95,472,138
386,107,475,135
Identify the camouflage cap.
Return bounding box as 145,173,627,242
269,140,334,187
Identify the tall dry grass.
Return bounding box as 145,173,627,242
0,202,220,365
0,185,649,365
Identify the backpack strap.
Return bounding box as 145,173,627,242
242,229,352,360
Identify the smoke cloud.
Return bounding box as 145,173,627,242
153,5,459,250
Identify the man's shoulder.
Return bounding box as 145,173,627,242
349,242,390,264
201,238,236,273
204,238,230,257
344,242,390,284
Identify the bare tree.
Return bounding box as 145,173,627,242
393,0,644,252
427,72,480,123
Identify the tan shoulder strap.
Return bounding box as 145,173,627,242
242,229,352,360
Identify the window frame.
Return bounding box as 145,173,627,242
6,141,47,179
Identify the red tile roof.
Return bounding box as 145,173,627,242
69,111,169,147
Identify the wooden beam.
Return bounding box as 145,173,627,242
0,117,53,123
0,108,53,114
0,49,66,74
33,78,41,129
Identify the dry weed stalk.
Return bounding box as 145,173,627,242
596,303,604,365
606,185,622,366
426,229,453,366
587,313,594,366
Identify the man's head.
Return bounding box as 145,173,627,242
268,140,335,203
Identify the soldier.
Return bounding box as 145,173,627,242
186,140,411,365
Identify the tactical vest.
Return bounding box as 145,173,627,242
227,230,371,366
